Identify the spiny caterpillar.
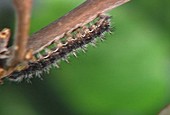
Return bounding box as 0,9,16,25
7,14,113,82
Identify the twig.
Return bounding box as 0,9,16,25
8,0,32,67
27,0,129,54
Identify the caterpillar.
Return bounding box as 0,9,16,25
7,14,113,82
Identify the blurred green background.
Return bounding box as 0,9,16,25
0,0,170,115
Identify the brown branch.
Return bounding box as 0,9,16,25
159,104,170,115
27,0,129,54
8,0,32,67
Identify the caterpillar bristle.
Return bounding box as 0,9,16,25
63,58,70,63
52,62,60,68
72,52,77,58
7,14,113,82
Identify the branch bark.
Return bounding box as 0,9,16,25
27,0,129,54
159,104,170,115
8,0,32,67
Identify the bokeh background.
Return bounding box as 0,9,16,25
0,0,170,115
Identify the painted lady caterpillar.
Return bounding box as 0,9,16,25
7,14,112,82
0,0,130,83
